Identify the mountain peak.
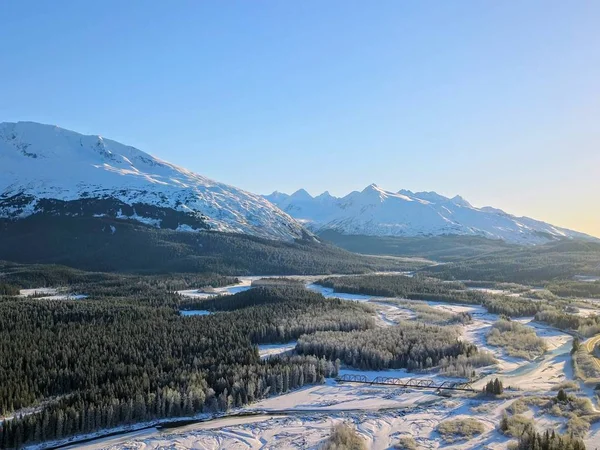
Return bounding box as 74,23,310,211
360,184,390,202
264,191,290,204
290,188,313,200
451,195,472,208
315,191,334,200
361,183,386,194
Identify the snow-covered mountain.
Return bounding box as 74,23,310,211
0,122,307,241
265,184,594,245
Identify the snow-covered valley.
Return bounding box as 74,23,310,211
59,275,599,450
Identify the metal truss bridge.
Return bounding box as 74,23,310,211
335,374,475,392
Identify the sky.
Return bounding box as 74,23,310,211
1,1,599,236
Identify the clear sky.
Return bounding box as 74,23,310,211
1,1,599,236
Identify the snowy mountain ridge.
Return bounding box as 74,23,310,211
264,184,594,245
0,121,307,241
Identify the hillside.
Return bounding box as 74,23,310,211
0,215,423,274
319,230,515,261
422,239,600,283
0,121,306,241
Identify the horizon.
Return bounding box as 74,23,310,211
1,1,598,237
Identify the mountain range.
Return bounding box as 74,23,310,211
0,122,415,274
0,120,594,266
265,185,594,245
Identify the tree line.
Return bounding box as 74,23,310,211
0,286,373,448
546,280,600,299
317,274,551,318
504,424,586,450
317,274,475,300
423,239,600,284
296,322,477,371
536,308,600,337
0,355,335,449
0,215,421,275
0,284,19,296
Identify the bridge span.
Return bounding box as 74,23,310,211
335,374,475,392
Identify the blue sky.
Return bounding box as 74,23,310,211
1,1,599,235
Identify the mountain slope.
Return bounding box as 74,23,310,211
0,122,428,274
0,215,426,274
265,184,594,245
0,121,306,241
